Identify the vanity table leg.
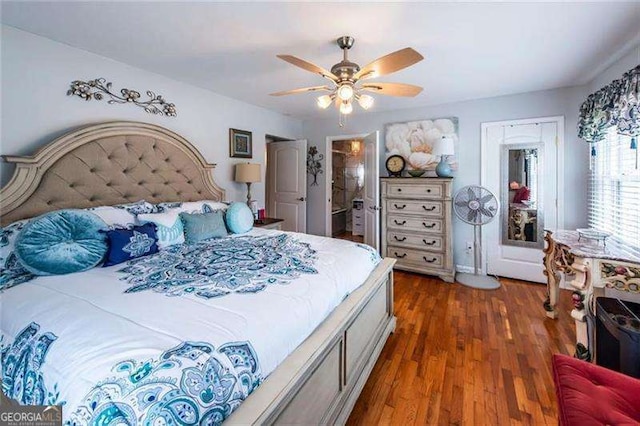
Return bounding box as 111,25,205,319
569,258,593,361
543,232,560,319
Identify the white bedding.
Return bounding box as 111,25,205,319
0,228,380,424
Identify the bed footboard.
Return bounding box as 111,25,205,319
226,258,396,425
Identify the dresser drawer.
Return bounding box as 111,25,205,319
387,247,444,268
386,200,443,217
387,215,443,233
386,182,443,199
387,231,444,252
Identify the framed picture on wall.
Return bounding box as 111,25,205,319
229,128,252,158
384,117,459,176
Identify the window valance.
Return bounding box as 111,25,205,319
578,65,639,143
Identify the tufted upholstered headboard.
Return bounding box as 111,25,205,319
0,121,225,225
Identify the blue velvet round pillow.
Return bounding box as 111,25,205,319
225,202,254,234
15,210,108,275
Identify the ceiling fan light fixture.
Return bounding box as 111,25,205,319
272,36,424,126
337,84,354,101
317,94,333,109
339,101,353,115
357,94,374,110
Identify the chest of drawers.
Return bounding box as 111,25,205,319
352,199,364,236
381,177,454,282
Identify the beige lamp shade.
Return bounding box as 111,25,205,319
235,163,261,183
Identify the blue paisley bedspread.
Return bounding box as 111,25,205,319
0,228,380,424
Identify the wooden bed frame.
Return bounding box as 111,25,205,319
0,121,396,425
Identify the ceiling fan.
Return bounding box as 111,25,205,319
270,36,424,124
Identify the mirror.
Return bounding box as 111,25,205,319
501,143,544,248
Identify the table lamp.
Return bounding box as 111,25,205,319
433,136,455,177
235,163,261,205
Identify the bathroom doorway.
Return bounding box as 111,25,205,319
328,137,366,240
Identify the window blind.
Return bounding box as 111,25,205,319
588,128,640,251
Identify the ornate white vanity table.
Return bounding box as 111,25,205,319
543,230,640,360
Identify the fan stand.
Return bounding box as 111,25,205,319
456,224,501,290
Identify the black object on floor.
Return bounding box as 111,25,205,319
595,297,640,378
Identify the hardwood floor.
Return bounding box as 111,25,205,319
348,271,575,425
335,231,364,243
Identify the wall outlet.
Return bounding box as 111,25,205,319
465,241,473,253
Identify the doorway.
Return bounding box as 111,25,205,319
330,138,365,239
325,132,381,251
481,116,564,283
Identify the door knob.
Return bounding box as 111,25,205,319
297,197,306,201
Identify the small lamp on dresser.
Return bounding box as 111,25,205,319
433,135,455,178
235,163,261,205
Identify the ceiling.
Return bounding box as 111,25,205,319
2,2,639,119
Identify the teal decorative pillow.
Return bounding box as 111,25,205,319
225,202,254,234
180,211,228,243
137,211,185,249
15,210,108,276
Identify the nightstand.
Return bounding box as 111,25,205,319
254,217,284,230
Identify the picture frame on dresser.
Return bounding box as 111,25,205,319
381,177,455,282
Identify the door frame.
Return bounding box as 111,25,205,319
324,133,370,237
480,115,565,275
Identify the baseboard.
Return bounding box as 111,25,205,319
455,264,475,274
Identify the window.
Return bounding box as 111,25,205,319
588,128,640,251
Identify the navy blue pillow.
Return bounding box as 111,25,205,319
103,223,158,267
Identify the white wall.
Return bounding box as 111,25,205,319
303,85,589,270
0,26,303,207
588,47,639,92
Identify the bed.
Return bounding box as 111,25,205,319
0,121,396,425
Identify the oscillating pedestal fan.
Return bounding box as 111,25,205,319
453,185,500,290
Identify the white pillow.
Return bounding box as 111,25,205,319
87,200,156,228
137,210,185,249
156,200,228,214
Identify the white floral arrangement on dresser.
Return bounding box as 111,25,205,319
385,117,459,172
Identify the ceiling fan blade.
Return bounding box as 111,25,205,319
360,82,423,97
354,48,424,80
277,55,338,81
270,86,332,96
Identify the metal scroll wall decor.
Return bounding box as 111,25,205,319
307,146,324,186
67,78,177,117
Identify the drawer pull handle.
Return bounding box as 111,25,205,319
422,205,436,211
423,239,436,246
394,236,407,242
427,189,432,193
394,220,407,226
397,188,402,192
422,222,436,228
394,252,407,259
423,256,437,263
394,204,407,209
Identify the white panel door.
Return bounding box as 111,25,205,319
267,140,307,233
482,118,561,283
363,131,380,251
